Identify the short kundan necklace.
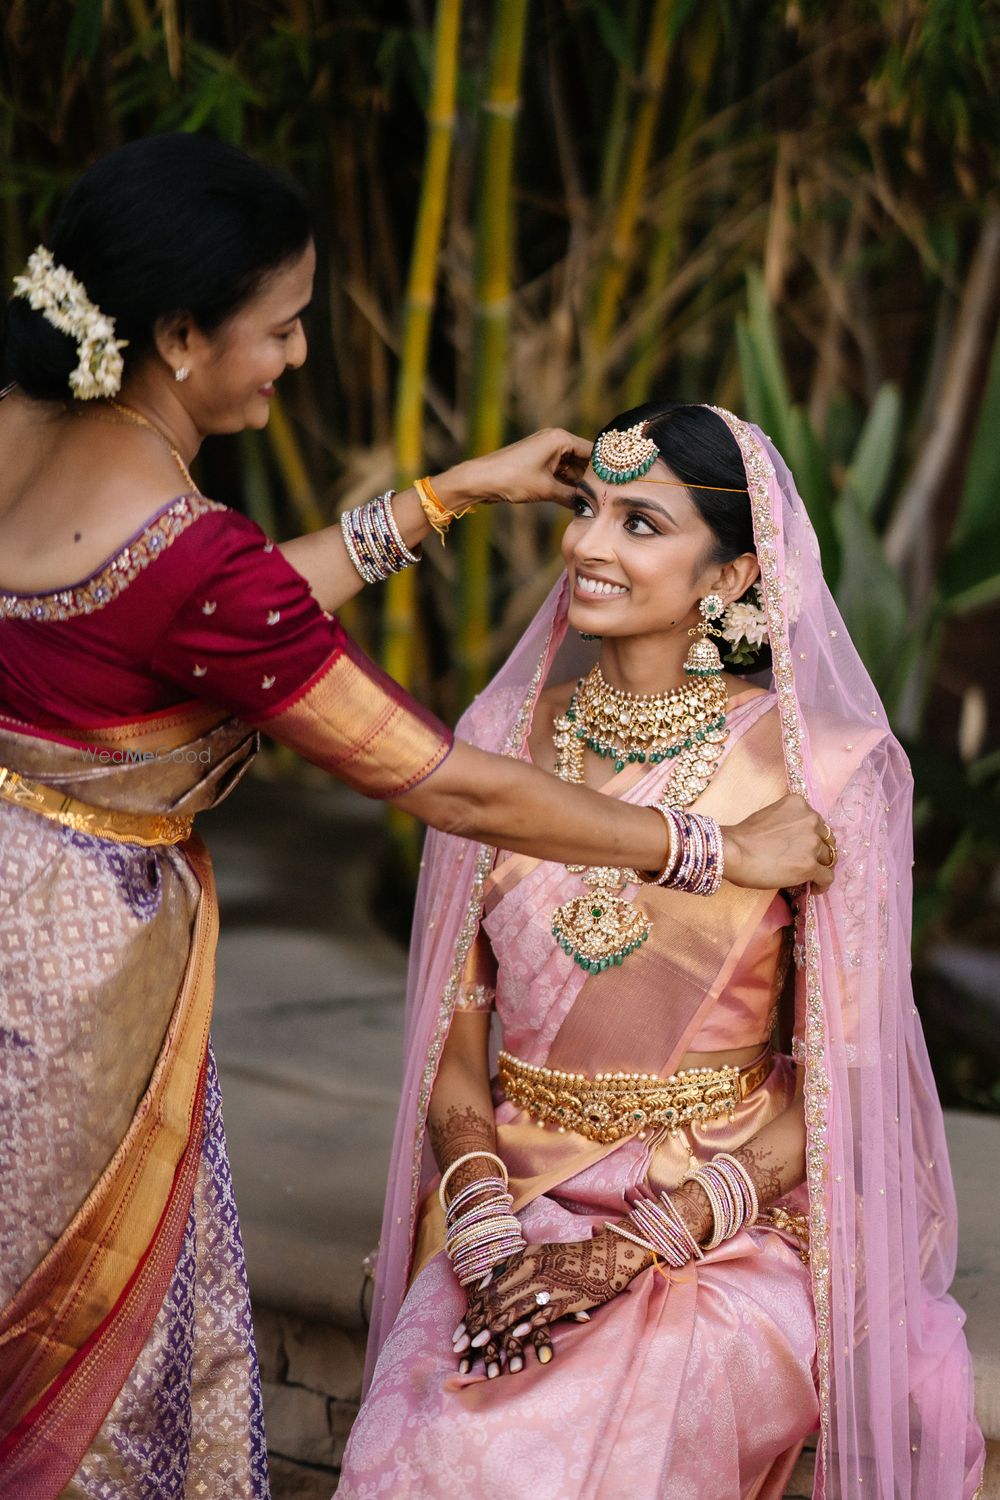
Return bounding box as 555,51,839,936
550,594,730,973
558,661,728,779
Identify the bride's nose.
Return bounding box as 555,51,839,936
572,510,617,564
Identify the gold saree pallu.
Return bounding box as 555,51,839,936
498,1046,773,1145
0,765,194,846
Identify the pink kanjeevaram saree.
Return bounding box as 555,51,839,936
344,408,984,1500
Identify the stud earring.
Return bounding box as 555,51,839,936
684,593,726,677
175,366,190,383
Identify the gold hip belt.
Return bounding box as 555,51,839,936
498,1046,773,1145
0,765,193,847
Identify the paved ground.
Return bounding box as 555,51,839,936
208,769,406,1330
205,767,1000,1490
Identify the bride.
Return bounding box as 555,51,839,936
338,402,984,1499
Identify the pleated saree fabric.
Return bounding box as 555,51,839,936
352,409,984,1499
0,494,452,1499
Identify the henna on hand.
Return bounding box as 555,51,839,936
455,1228,655,1377
429,1104,498,1198
671,1180,713,1245
732,1140,797,1209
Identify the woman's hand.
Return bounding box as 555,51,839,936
721,793,837,893
452,1227,651,1378
432,428,591,513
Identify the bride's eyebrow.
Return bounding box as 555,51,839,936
613,495,675,526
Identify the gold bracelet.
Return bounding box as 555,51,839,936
414,475,476,546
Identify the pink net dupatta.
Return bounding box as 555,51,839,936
365,407,984,1499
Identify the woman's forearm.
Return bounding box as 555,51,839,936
396,741,834,892
427,1013,499,1201
279,427,590,613
673,1082,806,1244
279,484,436,613
395,740,669,873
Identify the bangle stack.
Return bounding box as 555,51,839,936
683,1152,759,1250
440,1150,525,1288
639,807,725,895
609,1151,759,1267
341,489,419,584
414,475,476,546
609,1191,705,1268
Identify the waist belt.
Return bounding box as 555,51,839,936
0,765,194,847
498,1045,773,1145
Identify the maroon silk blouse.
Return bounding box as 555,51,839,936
0,494,452,798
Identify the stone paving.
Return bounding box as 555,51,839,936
206,769,1000,1498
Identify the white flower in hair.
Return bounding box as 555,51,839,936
723,599,769,649
720,584,769,665
12,245,128,400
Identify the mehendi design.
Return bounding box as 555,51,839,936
429,1104,497,1197
733,1141,788,1207
671,1180,714,1244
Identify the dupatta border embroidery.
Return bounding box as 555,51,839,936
407,641,552,1242
709,406,833,1468
0,494,225,622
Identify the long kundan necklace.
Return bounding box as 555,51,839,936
551,594,730,973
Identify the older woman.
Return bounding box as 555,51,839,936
0,140,830,1499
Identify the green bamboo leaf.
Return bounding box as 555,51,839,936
845,383,902,518
834,491,909,701
937,523,1000,613
949,323,1000,545
784,407,840,584
584,0,638,68
65,0,106,67
737,269,793,454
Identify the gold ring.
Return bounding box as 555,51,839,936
819,842,837,869
821,822,833,842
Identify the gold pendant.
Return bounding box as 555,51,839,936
551,866,650,974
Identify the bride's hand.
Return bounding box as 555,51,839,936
452,1227,650,1378
432,428,591,512
721,792,837,893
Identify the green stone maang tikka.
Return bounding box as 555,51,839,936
591,423,659,484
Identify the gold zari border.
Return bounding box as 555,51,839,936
0,765,194,846
709,406,833,1470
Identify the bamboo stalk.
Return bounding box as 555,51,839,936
624,13,718,408
160,0,182,80
457,0,531,702
382,0,464,693
597,0,641,216
266,391,326,533
884,209,1000,575
580,0,674,428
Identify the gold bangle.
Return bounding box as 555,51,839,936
414,475,476,546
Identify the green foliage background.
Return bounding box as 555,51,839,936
2,0,999,1105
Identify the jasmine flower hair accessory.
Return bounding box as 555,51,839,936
719,584,769,667
12,246,127,400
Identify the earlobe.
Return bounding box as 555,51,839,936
153,312,194,368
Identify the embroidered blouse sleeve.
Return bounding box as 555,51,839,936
454,927,498,1013
150,509,452,798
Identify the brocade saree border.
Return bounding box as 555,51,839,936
0,838,219,1495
